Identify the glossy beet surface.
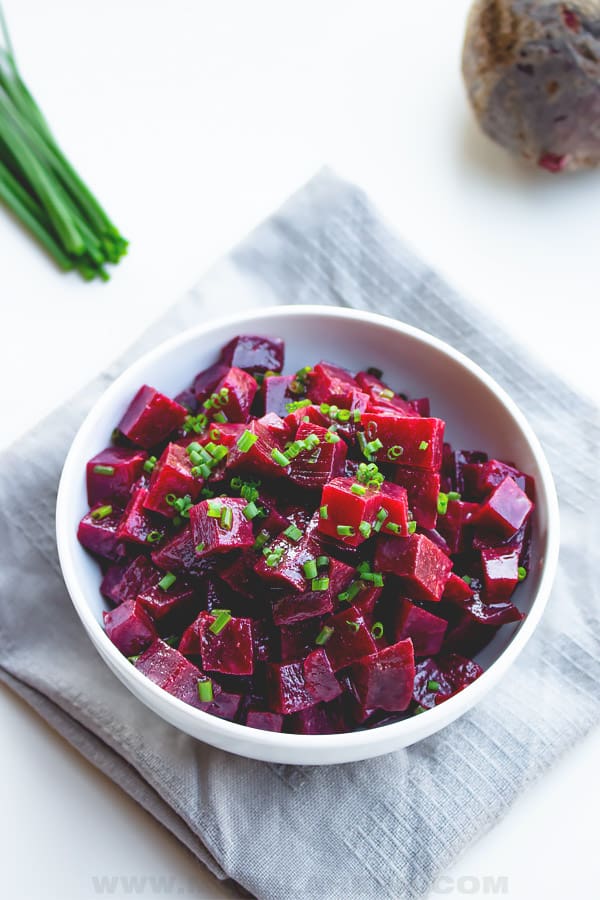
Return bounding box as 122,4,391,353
78,334,536,734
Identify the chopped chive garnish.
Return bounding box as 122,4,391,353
371,621,384,639
209,610,232,635
462,574,472,585
362,571,384,587
319,504,329,519
146,530,163,544
386,522,401,534
197,679,214,703
271,448,290,467
359,520,372,539
283,524,303,542
337,408,351,422
220,505,233,530
408,521,417,534
163,635,179,647
237,430,258,453
209,427,222,441
128,655,140,664
93,464,115,476
253,530,270,550
316,555,329,569
427,680,440,692
386,445,404,461
207,500,222,518
315,625,334,646
243,501,260,520
356,561,371,575
91,504,112,520
346,620,360,633
285,398,312,413
414,705,427,715
356,462,384,487
351,483,367,496
518,566,528,582
380,388,395,399
303,559,318,580
365,438,383,455
158,572,177,591
213,411,228,424
353,409,362,423
437,492,449,516
265,549,284,568
143,455,157,474
311,577,330,591
320,402,330,415
419,440,429,451
448,491,461,501
337,591,350,603
325,431,341,443
195,542,206,553
347,580,363,600
183,413,208,434
336,525,356,537
212,445,228,463
376,507,389,522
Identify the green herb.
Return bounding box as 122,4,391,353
271,448,290,467
315,625,334,646
285,398,311,413
143,455,157,474
518,566,528,582
158,572,177,591
462,574,472,586
0,8,127,279
183,414,208,435
365,438,383,455
146,530,163,544
336,525,355,537
283,524,303,542
448,491,461,501
303,558,318,580
386,522,401,534
166,494,193,519
351,483,367,496
127,655,140,664
92,464,115,476
311,576,330,591
371,621,384,639
419,440,429,451
265,548,284,568
427,680,440,692
414,705,427,715
209,610,232,635
253,529,270,550
90,504,112,520
408,521,417,534
195,542,205,553
237,430,257,453
386,445,404,461
242,501,260,520
325,431,341,444
220,505,233,530
197,679,214,703
316,555,329,569
346,620,360,633
319,504,328,519
437,492,449,516
379,389,394,399
358,520,372,539
355,462,384,488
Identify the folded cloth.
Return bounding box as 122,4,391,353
1,170,599,900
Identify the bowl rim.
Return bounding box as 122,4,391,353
56,304,560,755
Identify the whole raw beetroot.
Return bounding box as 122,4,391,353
462,0,600,171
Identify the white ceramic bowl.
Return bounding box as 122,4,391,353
56,305,559,765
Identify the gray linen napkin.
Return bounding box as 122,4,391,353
1,170,599,900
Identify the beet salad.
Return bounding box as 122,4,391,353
77,333,535,735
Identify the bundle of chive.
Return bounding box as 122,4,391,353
0,7,127,280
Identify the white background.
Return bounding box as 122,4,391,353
1,1,599,897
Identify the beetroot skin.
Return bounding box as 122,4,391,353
80,333,536,733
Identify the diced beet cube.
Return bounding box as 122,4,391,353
137,573,195,620
436,499,478,554
317,477,381,548
151,525,212,577
303,648,342,702
351,584,382,622
103,599,157,657
410,397,430,417
471,476,533,538
288,700,347,734
193,361,230,402
86,447,147,507
442,573,474,602
210,367,258,422
324,605,377,671
217,550,261,599
228,415,292,478
390,466,440,529
265,661,315,714
100,563,129,605
253,515,321,592
202,692,244,721
361,412,445,470
480,545,519,602
220,334,285,374
393,598,447,657
283,404,329,432
351,639,415,712
444,614,499,657
190,498,255,556
143,443,203,518
252,619,278,664
375,533,452,602
413,653,483,709
262,375,295,416
288,423,347,489
117,385,187,449
355,371,417,416
272,557,354,625
135,639,187,686
78,506,126,561
463,459,534,502
446,581,524,626
307,362,360,406
182,610,254,675
117,487,166,546
245,707,284,732
376,483,410,537
174,388,198,413
279,620,321,662
444,449,489,495
164,656,211,707
101,554,158,605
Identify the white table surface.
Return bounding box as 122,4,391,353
1,1,598,897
